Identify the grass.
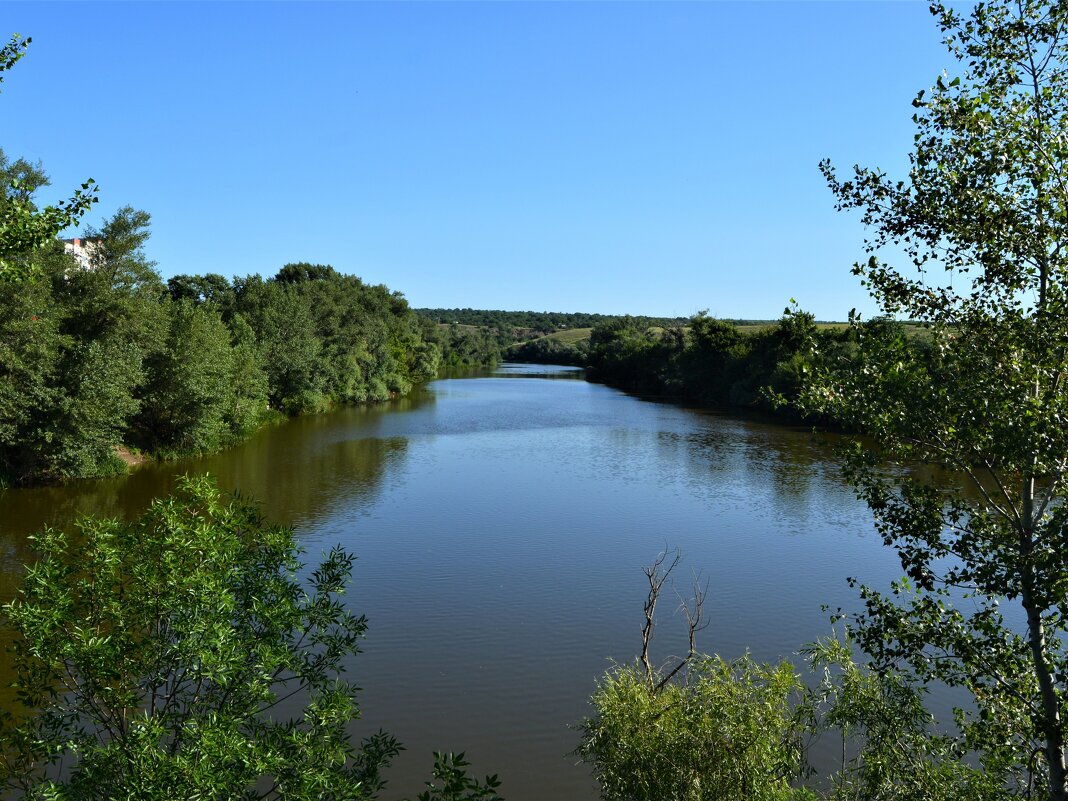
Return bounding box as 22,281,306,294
733,322,851,334
543,327,593,344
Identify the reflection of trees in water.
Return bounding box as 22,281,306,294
0,400,423,724
492,368,587,380
656,419,989,524
285,436,409,531
651,421,846,503
0,394,430,599
649,421,912,542
589,419,837,506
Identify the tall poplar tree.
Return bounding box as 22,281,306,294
807,2,1068,797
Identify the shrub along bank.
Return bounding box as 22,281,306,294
581,311,921,421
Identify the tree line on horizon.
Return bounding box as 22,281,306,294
414,307,688,336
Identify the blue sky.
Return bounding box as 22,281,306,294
4,2,949,319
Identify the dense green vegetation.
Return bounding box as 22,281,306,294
497,313,932,421
505,332,589,366
581,655,808,801
429,324,504,369
0,201,443,486
0,474,502,800
417,307,686,368
581,638,1006,801
429,310,918,423
419,308,874,411
585,310,834,414
579,554,1007,801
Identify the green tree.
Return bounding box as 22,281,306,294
58,206,167,348
234,277,325,413
582,642,1007,801
0,476,504,800
166,272,234,308
0,150,49,200
0,475,397,799
579,550,806,801
81,205,158,289
0,242,143,484
803,637,1008,801
578,553,1008,801
805,1,1068,797
0,254,64,483
135,301,238,456
0,148,98,283
580,656,807,801
49,333,143,477
224,312,270,438
275,262,338,284
0,33,29,82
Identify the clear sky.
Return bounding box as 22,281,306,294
3,1,951,319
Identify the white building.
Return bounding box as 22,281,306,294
60,237,100,270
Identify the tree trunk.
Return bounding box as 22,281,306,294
1021,475,1068,800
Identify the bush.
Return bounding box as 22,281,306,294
0,475,505,800
1,475,395,799
579,655,809,801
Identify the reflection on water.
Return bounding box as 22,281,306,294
0,363,910,800
492,362,586,380
0,392,431,557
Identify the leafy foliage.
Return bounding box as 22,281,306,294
415,307,685,336
804,637,1009,801
585,310,842,416
799,1,1068,798
503,334,587,366
581,626,1007,801
416,308,683,368
579,655,809,801
415,753,503,801
428,323,503,369
135,300,242,456
0,33,29,82
0,476,506,800
0,475,397,799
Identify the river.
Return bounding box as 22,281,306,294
0,363,908,800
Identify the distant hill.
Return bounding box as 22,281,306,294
414,308,687,335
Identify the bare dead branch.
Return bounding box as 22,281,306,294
654,573,711,692
640,547,681,684
639,548,709,692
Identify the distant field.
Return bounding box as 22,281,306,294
543,327,593,344
733,322,850,334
